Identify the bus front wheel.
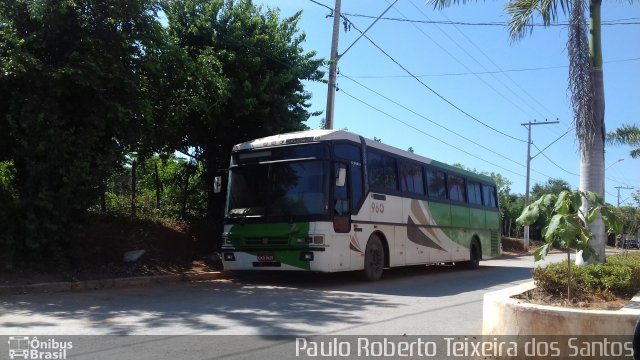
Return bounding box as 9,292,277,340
363,236,384,281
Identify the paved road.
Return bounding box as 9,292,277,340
0,253,566,336
0,253,574,359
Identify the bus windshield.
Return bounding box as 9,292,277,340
226,160,328,220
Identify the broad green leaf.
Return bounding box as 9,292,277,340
586,206,600,225
584,191,600,206
569,191,583,213
544,214,563,242
554,191,570,214
534,243,551,262
516,203,539,226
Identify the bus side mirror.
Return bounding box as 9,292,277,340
336,167,346,187
213,176,222,194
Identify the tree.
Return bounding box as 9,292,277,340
0,0,165,266
429,0,620,262
517,190,618,300
607,124,640,158
163,0,324,221
531,179,572,201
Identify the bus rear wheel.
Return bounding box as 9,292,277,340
467,241,481,269
363,236,384,281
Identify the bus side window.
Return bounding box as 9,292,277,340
467,181,482,205
447,174,466,203
426,168,447,199
368,150,398,190
482,184,497,208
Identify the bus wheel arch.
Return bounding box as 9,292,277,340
363,232,388,281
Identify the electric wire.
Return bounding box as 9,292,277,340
340,88,542,181
343,57,640,78
340,14,528,144
389,0,542,120
531,127,574,159
408,0,557,118
340,74,558,179
532,143,637,188
532,143,580,177
310,0,637,190
341,12,640,27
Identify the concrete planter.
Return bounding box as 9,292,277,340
483,281,640,335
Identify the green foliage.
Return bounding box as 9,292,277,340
0,161,18,268
534,254,640,301
163,0,324,218
96,154,207,220
0,0,165,267
531,178,571,201
607,124,640,158
0,0,323,270
517,190,617,262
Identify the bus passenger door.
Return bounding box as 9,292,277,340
332,162,353,270
333,162,351,233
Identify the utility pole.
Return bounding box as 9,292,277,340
324,0,398,130
324,0,341,130
615,186,634,207
522,120,560,250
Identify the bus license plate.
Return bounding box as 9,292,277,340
257,253,275,262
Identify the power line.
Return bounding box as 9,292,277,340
340,88,542,181
342,57,640,78
532,143,580,177
339,15,528,144
340,74,558,179
531,127,574,159
341,75,511,160
411,0,557,118
391,0,542,120
308,0,333,13
341,12,640,27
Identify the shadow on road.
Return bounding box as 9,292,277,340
0,258,533,335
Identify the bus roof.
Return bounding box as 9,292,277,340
232,129,495,184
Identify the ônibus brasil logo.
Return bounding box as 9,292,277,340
7,336,73,360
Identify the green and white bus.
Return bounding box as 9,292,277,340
220,129,501,281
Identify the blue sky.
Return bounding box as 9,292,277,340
257,0,639,205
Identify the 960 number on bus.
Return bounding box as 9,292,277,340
371,202,385,214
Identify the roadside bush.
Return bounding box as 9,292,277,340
533,254,640,302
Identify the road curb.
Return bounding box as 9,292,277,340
0,271,225,296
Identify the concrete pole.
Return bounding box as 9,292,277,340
522,120,560,250
524,125,532,250
325,0,341,130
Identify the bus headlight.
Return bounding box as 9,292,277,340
296,236,324,245
222,232,231,245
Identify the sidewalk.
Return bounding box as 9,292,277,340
0,271,227,296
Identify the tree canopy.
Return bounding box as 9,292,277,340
0,0,324,268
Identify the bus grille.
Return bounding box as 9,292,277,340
245,237,289,246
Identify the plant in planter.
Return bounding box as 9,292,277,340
517,190,618,301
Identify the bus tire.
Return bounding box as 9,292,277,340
467,241,481,270
363,236,384,281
